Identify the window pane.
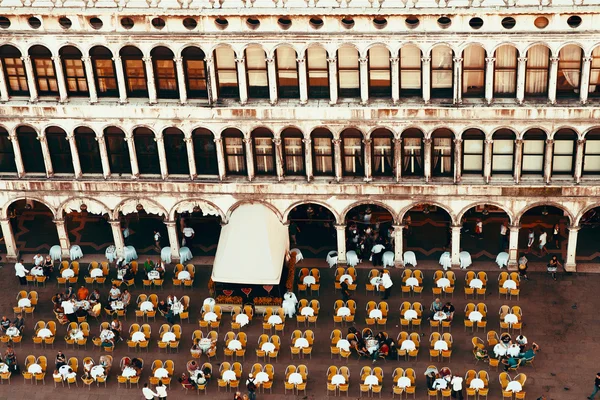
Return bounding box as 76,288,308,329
75,133,102,174
492,155,513,172
403,138,423,175
464,139,483,153
134,133,160,174
47,132,74,174
522,155,543,171
523,140,544,153
343,137,363,175
584,155,600,172
525,45,549,95
3,57,29,95
224,137,245,174
464,155,483,170
283,137,304,175
373,137,393,175
193,134,218,175
553,155,572,172
64,59,88,95
254,137,274,174
94,59,118,96
164,132,189,175
313,137,333,174
493,139,513,154
106,133,131,174
0,133,16,172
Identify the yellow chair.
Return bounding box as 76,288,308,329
392,386,404,398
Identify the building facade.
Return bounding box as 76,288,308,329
0,2,600,269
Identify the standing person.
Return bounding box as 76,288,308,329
289,222,300,246
526,229,535,254
43,255,53,277
474,219,483,240
450,373,464,399
246,373,257,400
233,391,244,400
33,253,44,266
500,222,509,252
538,230,548,256
155,381,167,399
340,278,350,302
55,351,67,369
153,230,162,252
14,259,28,285
588,372,600,399
381,270,393,300
547,255,562,281
518,254,529,280
552,223,560,249
142,382,158,399
182,223,195,247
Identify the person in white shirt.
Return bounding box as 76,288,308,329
182,225,195,246
153,230,162,252
500,222,508,251
526,229,535,253
538,230,548,256
155,381,168,399
61,300,76,323
381,270,393,300
450,374,463,399
142,383,158,399
65,369,77,381
33,254,44,266
14,260,29,285
109,285,121,302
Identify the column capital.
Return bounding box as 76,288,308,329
583,56,593,63
545,139,554,145
95,135,105,145
517,57,528,63
509,224,521,231
358,57,368,65
51,55,61,62
183,136,193,144
423,138,432,145
485,57,496,63
112,56,122,63
514,139,523,145
36,133,47,143
453,138,463,145
332,138,341,145
577,138,586,145
296,57,306,64
389,57,399,65
204,56,214,64
21,55,31,63
484,139,494,145
235,57,246,64
154,134,164,143
65,132,75,141
327,57,337,65
421,57,431,63
164,220,177,227
108,219,121,226
334,223,346,230
302,138,311,144
81,56,91,63
142,56,152,63
453,57,463,63
272,137,282,145
213,137,223,144
362,139,372,145
243,137,252,145
450,225,462,231
393,137,403,144
567,225,581,232
550,57,560,63
8,134,17,142
392,224,404,230
52,219,66,225
173,57,183,63
124,133,134,142
265,57,275,64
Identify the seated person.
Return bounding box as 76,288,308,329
13,314,25,332
158,301,174,324
203,366,212,381
190,342,202,358
426,371,439,390
194,370,206,385
0,316,11,333
143,258,155,276
121,357,131,371
120,290,131,307
75,307,88,318
52,370,62,381
101,337,114,349
519,343,540,360
53,294,63,307
123,268,135,282
515,335,528,351
110,319,122,341
429,298,444,319
502,357,520,371
83,358,94,374
387,339,397,360
77,286,89,301
375,332,386,345
500,333,512,345
88,302,102,318
155,260,166,277
378,342,389,358
187,360,199,375
89,290,101,303
64,286,74,299
99,355,112,372
442,302,455,321
65,368,77,381
439,367,452,379
108,285,120,302
131,357,143,372
179,372,196,389
475,347,489,362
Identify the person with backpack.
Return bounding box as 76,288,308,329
246,373,257,400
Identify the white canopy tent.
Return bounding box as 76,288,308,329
211,203,289,285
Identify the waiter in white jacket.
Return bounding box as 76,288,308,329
15,259,29,285
381,270,393,300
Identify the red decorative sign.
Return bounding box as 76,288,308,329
263,285,274,294
223,290,234,297
241,288,252,297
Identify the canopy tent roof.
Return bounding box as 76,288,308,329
211,203,289,285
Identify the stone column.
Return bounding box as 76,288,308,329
513,139,523,184
205,56,218,104
508,224,520,270
22,56,39,103
8,132,25,177
335,224,347,264
454,138,462,183
574,139,585,183
243,137,255,181
66,131,82,179
54,219,71,259
0,59,9,102
390,57,400,104
214,137,226,181
0,219,18,261
543,139,554,184
81,56,98,103
96,135,111,179
423,138,432,182
393,224,404,267
516,57,527,104
173,57,187,105
327,57,338,105
359,56,369,105
143,56,158,104
580,56,592,104
235,57,248,105
548,56,559,105
52,55,68,103
113,56,128,104
273,137,284,181
484,57,495,105
483,139,493,183
453,57,463,104
155,133,169,179
303,138,313,181
450,225,461,268
565,225,580,272
165,221,181,262
363,138,372,181
297,56,308,104
394,138,402,182
184,135,197,179
333,138,342,182
266,57,278,105
124,132,140,178
109,220,125,258
421,57,431,104
37,133,54,177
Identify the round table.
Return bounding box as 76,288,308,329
267,315,282,326
203,312,217,322
111,301,124,310
400,340,416,351
433,378,448,390
255,371,269,384
364,375,379,387
5,327,20,337
293,338,309,348
147,271,160,280
131,331,146,342
403,251,417,267
261,342,275,352
303,276,316,286
160,247,172,264
345,251,359,267
433,312,447,321
122,367,137,378
468,311,483,322
227,339,242,350
161,332,176,343
124,246,138,263
37,328,52,338
61,269,75,278
154,367,169,378
397,376,412,388
91,365,105,379
291,248,303,263
434,340,448,351
203,298,215,312
222,370,236,382
235,314,250,327
300,307,314,317
336,339,350,352
493,343,508,357
100,329,115,341
105,245,117,262
369,309,383,320
59,365,71,378
496,252,509,268
50,245,62,261
469,279,483,289
28,364,42,374
439,252,451,270
18,298,31,308
336,307,351,317
382,251,395,267
470,378,485,390
178,271,191,280
30,267,44,276
459,251,472,269
503,280,517,290
403,309,418,321
288,372,303,384
405,277,419,287
70,245,83,261
70,329,84,340
179,247,193,263
331,374,346,385
140,301,154,312
326,251,338,268
507,344,521,357
506,381,523,392
91,269,104,278
338,274,353,284
504,314,519,324
436,278,451,288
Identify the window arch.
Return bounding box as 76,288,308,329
522,128,547,175
275,46,299,99
306,46,328,99
245,45,269,99
0,126,16,173
182,47,207,100
402,128,424,177
584,128,600,175
119,46,147,98
29,45,58,96
431,45,453,99
59,46,88,97
371,128,394,177
399,45,422,97
552,128,576,175
311,128,333,176
133,127,160,175
590,46,600,98
281,128,304,175
431,128,454,177
74,127,102,174
462,129,484,175
525,45,550,97
492,129,515,175
163,127,189,175
45,126,74,174
222,128,246,175
368,46,391,98
337,46,360,98
462,45,485,97
90,46,118,98
192,128,218,175
493,45,517,97
251,128,275,175
151,46,178,99
214,46,238,99
341,128,364,177
104,127,131,175
557,45,582,98
16,126,45,173
0,45,29,97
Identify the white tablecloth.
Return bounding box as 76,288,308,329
403,251,417,267
433,312,447,321
434,340,448,351
179,247,193,263
0,364,8,373
493,343,508,357
405,277,419,287
336,307,351,317
178,271,191,281
503,280,517,290
382,251,395,267
397,376,412,388
70,329,84,340
59,365,71,378
302,276,316,286
404,309,418,321
147,270,160,280
506,381,522,392
436,278,451,288
331,374,346,385
203,312,217,322
400,340,416,351
507,344,521,357
459,251,472,269
124,246,138,263
91,268,103,278
336,339,350,352
267,315,282,326
439,252,451,270
105,245,117,263
131,331,146,343
326,251,338,268
18,298,31,307
364,375,379,386
469,278,483,289
369,309,383,319
294,338,309,348
154,367,169,378
469,378,485,390
37,328,52,338
6,327,19,337
61,269,75,278
222,370,236,382
30,267,45,276
433,378,448,390
339,274,353,284
496,252,509,268
300,307,314,317
227,339,242,350
291,248,303,263
140,301,154,312
468,311,483,322
50,245,62,261
122,367,137,378
504,314,519,324
203,298,215,312
370,277,382,288
111,301,124,310
288,372,303,384
255,371,269,384
345,251,359,267
70,245,83,261
261,342,275,352
28,364,42,374
91,366,105,379
235,314,250,327
162,332,176,343
161,247,172,264
100,329,114,341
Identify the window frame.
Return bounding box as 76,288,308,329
223,133,246,175
282,133,305,176
462,131,485,175
312,132,334,176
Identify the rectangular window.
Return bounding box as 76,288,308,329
522,139,545,173
462,46,485,97
276,47,298,99
338,47,359,97
193,135,218,175
403,138,423,176
494,46,517,96
492,139,514,173
307,47,328,99
432,137,452,175
224,137,246,174
342,137,363,176
185,59,207,98
93,59,118,97
590,47,600,96
124,59,147,95
46,134,74,174
283,137,304,175
369,47,390,98
215,48,238,98
3,57,28,95
164,134,189,175
134,135,161,175
106,134,131,174
552,140,574,173
525,46,549,95
33,58,58,95
400,46,421,93
0,134,16,173
155,59,178,97
313,137,333,175
557,46,581,96
63,59,88,95
584,140,600,173
254,137,274,174
372,137,393,176
246,47,268,99
431,47,453,90
75,135,102,174
463,138,484,173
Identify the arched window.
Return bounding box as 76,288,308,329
0,45,28,97
306,46,328,99
368,46,391,98
462,45,485,97
525,45,550,97
557,45,582,98
431,46,453,98
431,129,454,177
90,46,118,98
104,127,131,174
214,47,238,99
522,129,546,175
552,129,576,175
341,128,363,177
281,128,304,175
493,45,517,97
584,129,600,175
163,128,189,175
492,129,515,175
402,128,423,176
119,46,147,98
59,46,88,97
338,46,360,98
371,128,393,177
133,127,160,175
192,128,218,175
182,47,207,99
0,127,16,173
245,46,269,99
16,126,45,173
311,128,333,176
222,128,246,175
151,47,178,99
590,47,600,98
252,128,275,175
29,45,58,96
275,46,299,99
462,129,484,175
74,127,102,174
399,45,422,97
45,126,74,174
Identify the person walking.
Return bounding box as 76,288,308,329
14,259,28,285
526,229,535,254
142,382,158,399
450,373,464,399
246,373,257,400
500,222,509,252
155,381,167,399
588,372,600,399
153,230,162,252
381,270,393,300
552,223,560,249
340,278,350,302
538,230,548,256
547,255,562,281
518,254,529,280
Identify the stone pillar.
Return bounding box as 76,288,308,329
333,138,342,182
0,218,19,261
484,57,495,105
113,56,128,104
297,56,308,105
421,57,431,104
273,137,284,181
266,57,278,105
450,225,461,268
543,139,554,184
508,224,520,270
54,219,71,259
453,57,463,104
548,56,559,105
165,221,181,262
22,56,39,103
52,56,68,103
66,131,82,179
335,224,347,264
394,138,402,182
37,133,54,177
423,138,432,182
393,224,404,267
81,56,98,104
454,138,462,183
516,57,527,104
205,56,218,104
155,133,169,179
513,139,523,184
0,59,9,102
565,225,580,272
96,135,111,179
574,139,585,183
8,132,25,177
173,57,187,105
243,137,255,181
143,56,158,104
214,138,226,181
109,220,125,258
390,57,400,104
363,138,372,181
124,132,140,178
483,139,493,183
184,135,197,179
303,138,313,181
359,57,369,105
235,57,248,105
580,56,592,104
327,57,338,105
